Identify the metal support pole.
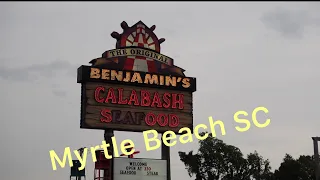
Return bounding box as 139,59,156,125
312,137,320,180
77,148,85,180
104,129,114,180
161,134,171,180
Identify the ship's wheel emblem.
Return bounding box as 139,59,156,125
112,21,165,53
111,21,165,72
124,24,157,51
90,21,186,76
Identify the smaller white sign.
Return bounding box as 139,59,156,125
113,158,167,180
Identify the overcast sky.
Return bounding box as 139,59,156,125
1,2,320,180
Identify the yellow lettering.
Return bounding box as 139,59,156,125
111,70,123,81
100,141,112,159
144,74,159,85
182,78,190,88
194,124,208,140
178,127,193,144
120,139,135,155
252,106,271,128
111,136,120,157
74,148,88,170
159,75,165,85
90,145,101,162
234,110,251,132
123,72,131,82
143,130,161,151
208,116,226,137
90,68,100,79
131,72,143,83
101,69,110,80
49,147,73,171
162,131,177,147
165,76,177,86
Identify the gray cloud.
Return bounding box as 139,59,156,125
0,60,76,82
260,7,317,38
0,60,76,98
52,89,67,97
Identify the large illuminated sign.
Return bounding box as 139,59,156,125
77,21,196,134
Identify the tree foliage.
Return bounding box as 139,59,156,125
178,132,272,180
178,132,316,180
274,154,315,180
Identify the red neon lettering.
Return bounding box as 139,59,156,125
169,114,179,127
100,109,112,123
141,90,151,107
162,93,171,108
118,88,128,105
172,93,184,109
94,86,105,103
151,92,162,108
128,90,139,105
105,87,117,103
145,113,157,126
157,114,168,127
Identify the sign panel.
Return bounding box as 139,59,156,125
113,158,166,180
80,82,193,133
77,21,196,134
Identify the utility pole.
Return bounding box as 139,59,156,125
312,137,320,180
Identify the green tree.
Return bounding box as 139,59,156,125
247,151,274,180
178,132,273,180
274,154,315,180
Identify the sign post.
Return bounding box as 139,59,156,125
104,129,114,180
120,143,140,158
77,21,196,180
161,134,171,180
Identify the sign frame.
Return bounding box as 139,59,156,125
79,81,194,134
113,157,167,180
